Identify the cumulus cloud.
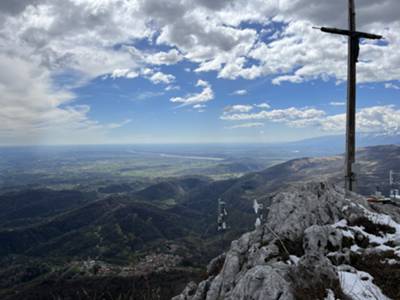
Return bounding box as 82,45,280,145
109,67,175,85
148,71,175,84
222,103,400,136
0,0,150,143
291,105,400,135
321,105,400,135
170,80,214,107
0,54,132,144
0,55,76,139
3,0,400,87
111,69,139,79
145,49,183,65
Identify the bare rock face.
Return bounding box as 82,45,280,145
173,182,400,300
229,264,293,300
172,281,197,300
303,225,343,255
206,253,226,277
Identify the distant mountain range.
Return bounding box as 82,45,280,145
279,134,400,156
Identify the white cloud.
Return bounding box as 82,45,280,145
166,85,180,91
146,49,183,65
107,119,132,129
224,105,253,113
0,55,78,140
255,102,270,109
321,105,400,135
222,103,400,136
193,103,207,112
227,122,264,129
170,79,214,106
330,101,346,106
149,71,175,84
232,89,247,96
111,69,138,79
110,67,176,85
385,83,400,90
289,105,400,135
221,107,325,122
193,104,206,109
0,53,131,145
3,0,400,89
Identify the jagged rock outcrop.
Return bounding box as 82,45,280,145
173,182,400,300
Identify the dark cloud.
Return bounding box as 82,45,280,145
140,0,187,22
0,0,39,16
195,0,233,10
281,0,400,29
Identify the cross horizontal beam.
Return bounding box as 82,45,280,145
314,27,383,40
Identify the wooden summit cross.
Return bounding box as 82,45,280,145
314,0,382,192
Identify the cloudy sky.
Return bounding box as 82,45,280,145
0,0,399,145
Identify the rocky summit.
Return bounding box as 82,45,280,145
173,182,400,300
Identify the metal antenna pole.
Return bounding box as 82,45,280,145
217,198,228,250
345,0,357,192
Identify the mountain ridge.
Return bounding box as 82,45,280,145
174,182,400,300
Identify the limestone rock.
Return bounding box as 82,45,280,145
173,182,400,300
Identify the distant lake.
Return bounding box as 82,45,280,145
159,153,225,161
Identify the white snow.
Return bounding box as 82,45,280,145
253,199,261,214
333,219,348,228
383,258,400,265
324,289,335,300
355,203,400,235
339,269,390,300
336,203,400,257
288,255,300,265
350,244,361,252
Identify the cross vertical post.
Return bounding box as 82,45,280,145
313,0,382,193
345,0,357,192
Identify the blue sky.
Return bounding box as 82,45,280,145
0,0,399,145
70,57,398,144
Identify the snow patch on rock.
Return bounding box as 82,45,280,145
338,268,390,300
